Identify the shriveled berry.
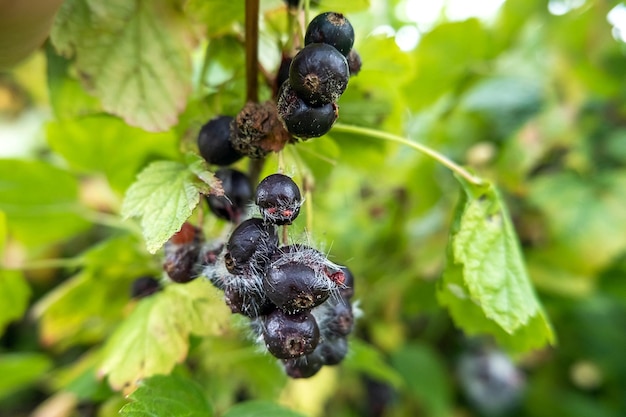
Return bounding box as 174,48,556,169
283,353,325,378
170,222,203,245
130,276,161,299
255,173,302,225
305,12,355,56
263,309,320,359
289,43,349,106
277,82,338,139
226,218,278,274
207,168,253,223
197,115,242,166
264,261,330,313
347,49,362,76
163,244,200,283
231,102,292,159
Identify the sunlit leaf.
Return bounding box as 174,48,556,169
438,178,554,352
51,0,192,131
99,280,230,392
122,159,214,253
120,374,212,417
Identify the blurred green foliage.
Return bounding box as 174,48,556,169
1,0,625,416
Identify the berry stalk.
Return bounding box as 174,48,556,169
331,123,486,187
245,0,259,103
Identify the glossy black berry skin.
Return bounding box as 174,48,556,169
197,115,242,166
289,43,349,106
277,82,338,139
130,276,161,299
264,261,330,313
255,173,302,225
226,218,278,274
305,12,355,57
207,168,253,223
263,309,320,359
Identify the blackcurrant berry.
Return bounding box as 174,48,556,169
347,49,362,76
163,243,200,283
130,276,161,299
282,353,325,378
263,309,320,359
305,12,355,57
197,115,243,166
231,102,292,159
255,173,302,225
339,265,355,300
326,298,354,337
226,218,278,274
289,43,349,106
274,55,292,98
206,168,253,223
319,336,348,365
224,285,275,318
264,260,330,313
277,82,338,139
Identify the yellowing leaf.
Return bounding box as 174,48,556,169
99,279,230,392
51,0,192,132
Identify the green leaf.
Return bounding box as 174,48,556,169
406,19,492,110
50,0,192,132
316,0,370,13
47,116,179,193
223,400,306,417
122,160,214,253
120,374,212,417
0,353,53,399
45,42,101,120
0,269,31,336
32,235,155,349
343,339,404,388
99,279,230,391
0,159,90,247
185,0,244,36
438,179,554,352
390,343,451,417
528,171,626,273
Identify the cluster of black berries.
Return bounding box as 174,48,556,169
199,173,356,378
277,12,357,139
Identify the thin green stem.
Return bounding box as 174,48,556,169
304,0,310,29
6,257,83,271
331,123,485,187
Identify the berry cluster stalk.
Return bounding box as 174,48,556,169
331,123,485,187
245,0,259,103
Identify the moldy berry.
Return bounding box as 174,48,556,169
255,173,302,225
197,115,242,166
305,12,355,57
289,43,349,106
277,82,338,139
206,168,253,223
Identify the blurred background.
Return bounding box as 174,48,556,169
1,0,626,416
